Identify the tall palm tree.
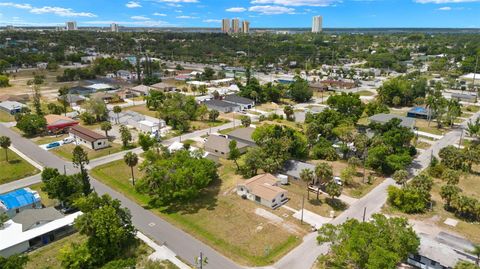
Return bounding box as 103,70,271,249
467,118,480,137
300,168,315,186
0,136,11,162
124,152,139,186
113,105,122,124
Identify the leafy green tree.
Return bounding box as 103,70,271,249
440,184,462,209
196,104,209,121
58,86,70,116
455,261,480,269
84,98,108,123
208,109,219,122
393,169,409,186
387,174,433,213
317,214,419,269
138,133,156,151
240,116,251,127
439,146,465,170
137,150,218,206
240,147,264,178
100,121,112,138
0,136,11,162
72,146,91,195
0,213,8,228
0,255,29,269
119,125,132,148
283,105,294,121
32,85,43,116
113,105,122,124
327,92,365,122
41,168,84,207
300,168,315,185
289,77,312,102
227,140,241,171
0,75,9,87
16,113,47,136
124,152,139,186
325,180,342,201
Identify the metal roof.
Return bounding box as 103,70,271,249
224,94,254,105
0,188,41,211
369,113,415,129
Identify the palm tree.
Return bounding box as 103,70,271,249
124,152,139,186
314,162,333,186
300,168,315,186
100,121,112,138
0,136,11,162
283,106,294,121
113,105,122,124
467,118,480,137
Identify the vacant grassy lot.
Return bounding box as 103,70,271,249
32,134,68,145
383,171,480,244
0,149,39,184
51,142,124,161
190,119,230,131
0,111,15,122
91,159,307,266
127,105,158,118
356,90,375,96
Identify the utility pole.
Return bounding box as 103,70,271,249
459,127,464,148
301,195,305,224
473,55,478,97
362,207,367,222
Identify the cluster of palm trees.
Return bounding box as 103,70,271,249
425,84,462,128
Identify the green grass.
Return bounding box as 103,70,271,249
0,149,39,184
51,143,124,161
356,90,375,96
91,159,306,266
127,105,158,118
32,134,68,145
462,105,480,113
0,111,15,122
29,183,57,207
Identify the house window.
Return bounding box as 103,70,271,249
281,194,284,198
97,142,102,146
272,198,275,203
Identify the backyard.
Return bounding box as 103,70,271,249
50,142,124,161
0,149,39,184
0,111,15,122
91,159,309,266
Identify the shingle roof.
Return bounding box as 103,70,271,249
0,101,26,110
205,99,238,108
69,125,106,142
12,207,63,231
282,160,315,179
204,135,248,153
228,127,255,143
224,94,254,105
0,188,40,211
240,174,286,201
369,113,415,129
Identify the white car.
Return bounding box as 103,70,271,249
333,176,343,186
63,137,75,144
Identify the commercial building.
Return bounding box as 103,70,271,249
232,19,240,33
110,23,119,32
0,188,42,218
312,16,323,33
223,94,255,110
0,100,26,115
236,173,288,209
65,21,77,31
222,18,230,33
242,21,250,33
69,125,109,150
204,99,240,113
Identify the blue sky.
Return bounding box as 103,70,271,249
0,0,479,28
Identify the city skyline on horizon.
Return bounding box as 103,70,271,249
0,0,479,29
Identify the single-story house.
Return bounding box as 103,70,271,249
204,135,249,157
150,82,177,92
86,83,115,92
204,99,240,113
116,89,136,100
0,101,27,115
138,120,166,133
91,92,118,103
0,188,42,218
45,114,79,133
116,70,132,80
0,210,82,257
211,78,234,86
223,94,255,110
0,94,30,103
451,93,477,103
69,125,109,150
12,207,63,232
236,173,288,209
57,94,86,107
130,85,152,96
320,80,355,89
369,113,416,129
407,107,431,120
281,160,316,181
227,127,256,147
460,73,480,85
68,86,96,96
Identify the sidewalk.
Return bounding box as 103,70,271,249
282,205,333,229
137,232,191,269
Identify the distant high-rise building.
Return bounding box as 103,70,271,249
312,16,323,33
232,19,240,33
111,23,119,32
65,21,77,31
242,21,250,33
221,18,230,33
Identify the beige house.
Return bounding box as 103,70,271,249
237,174,288,209
69,125,109,150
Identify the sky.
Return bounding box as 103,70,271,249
0,0,479,28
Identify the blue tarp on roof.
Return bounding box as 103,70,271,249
0,188,40,210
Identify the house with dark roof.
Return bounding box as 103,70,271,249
204,135,249,157
57,94,86,107
451,93,477,103
69,125,109,150
223,94,255,110
281,160,316,181
227,127,256,146
407,107,431,120
369,113,416,129
204,99,240,113
0,188,42,218
68,86,96,96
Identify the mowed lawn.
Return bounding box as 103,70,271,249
0,111,15,122
127,105,158,118
51,143,124,161
91,159,307,266
0,149,39,184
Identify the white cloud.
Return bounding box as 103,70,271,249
415,0,480,3
226,7,247,12
153,12,167,16
126,1,142,8
131,15,151,20
30,6,97,17
0,2,32,9
203,19,221,23
249,5,295,14
85,20,173,27
176,15,199,19
437,6,452,9
250,0,339,6
157,0,198,2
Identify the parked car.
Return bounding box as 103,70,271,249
333,176,343,186
63,137,75,144
46,142,61,149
